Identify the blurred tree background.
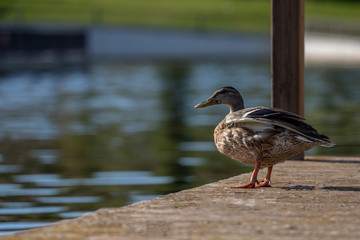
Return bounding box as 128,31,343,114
0,0,359,33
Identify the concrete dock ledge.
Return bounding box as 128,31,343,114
1,156,360,240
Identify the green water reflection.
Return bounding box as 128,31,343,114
305,67,360,155
155,65,191,192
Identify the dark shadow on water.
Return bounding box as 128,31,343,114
321,186,360,192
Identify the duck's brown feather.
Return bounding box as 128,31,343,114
214,117,327,167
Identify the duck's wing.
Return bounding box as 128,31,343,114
243,107,305,120
225,107,334,147
226,107,304,125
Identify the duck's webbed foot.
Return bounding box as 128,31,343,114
256,179,271,187
257,166,272,187
231,163,273,189
231,179,271,188
231,180,260,188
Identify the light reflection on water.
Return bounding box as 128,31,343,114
0,222,51,230
0,222,52,235
19,171,175,187
36,196,102,204
0,165,22,173
0,61,359,234
0,206,69,215
0,187,64,197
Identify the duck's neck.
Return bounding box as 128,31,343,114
229,105,244,113
228,98,244,113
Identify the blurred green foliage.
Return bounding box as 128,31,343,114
0,0,359,32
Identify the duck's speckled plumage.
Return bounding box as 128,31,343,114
195,86,334,188
214,106,334,167
215,117,325,167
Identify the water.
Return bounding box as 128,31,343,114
0,61,359,234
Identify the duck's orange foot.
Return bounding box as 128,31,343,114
231,180,260,189
256,179,271,188
231,179,271,189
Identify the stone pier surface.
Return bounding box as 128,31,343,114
2,156,360,240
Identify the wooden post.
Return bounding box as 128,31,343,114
271,0,305,159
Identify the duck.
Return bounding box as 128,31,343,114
194,86,335,188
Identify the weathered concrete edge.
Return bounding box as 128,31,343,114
2,157,360,240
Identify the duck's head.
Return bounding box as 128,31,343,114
194,86,244,112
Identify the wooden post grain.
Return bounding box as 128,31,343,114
271,0,305,159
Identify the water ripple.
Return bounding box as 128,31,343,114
0,222,52,231
30,171,174,187
36,196,103,204
0,188,64,197
0,206,69,215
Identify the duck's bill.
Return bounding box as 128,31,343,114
194,97,217,108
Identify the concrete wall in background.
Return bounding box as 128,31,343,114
87,27,270,61
1,24,360,69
